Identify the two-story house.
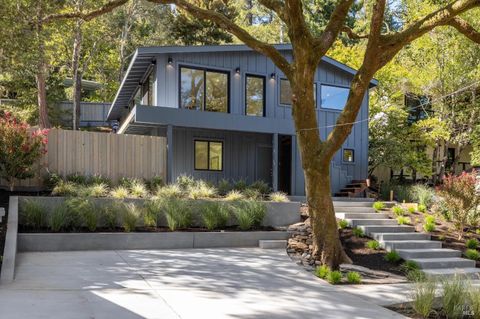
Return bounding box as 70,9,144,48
107,44,377,196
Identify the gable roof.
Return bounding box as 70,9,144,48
107,44,378,120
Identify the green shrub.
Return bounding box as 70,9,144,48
469,286,480,319
315,265,330,279
326,270,342,284
373,201,386,211
407,207,416,214
401,260,420,273
84,183,108,197
66,198,96,231
418,204,427,214
269,192,289,202
130,180,148,198
120,202,141,232
423,222,436,233
466,238,479,250
143,199,162,227
242,188,262,200
66,172,88,185
410,184,435,208
100,203,118,230
51,181,78,196
352,227,364,237
201,201,230,230
162,198,192,231
187,180,217,199
249,180,271,195
338,219,349,229
442,276,467,319
110,186,129,199
397,216,411,225
410,279,436,318
21,200,47,230
176,174,196,190
49,204,68,232
156,184,183,198
217,179,231,196
346,271,362,284
233,200,266,230
366,240,380,250
384,250,401,263
392,205,405,216
464,249,480,261
225,190,244,201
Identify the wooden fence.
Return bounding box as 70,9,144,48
0,129,167,190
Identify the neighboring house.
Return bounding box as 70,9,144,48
107,44,377,196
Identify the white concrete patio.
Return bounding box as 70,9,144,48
0,248,405,318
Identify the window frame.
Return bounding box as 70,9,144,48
193,139,224,172
279,78,317,108
178,65,230,113
320,83,350,111
245,74,266,117
342,148,355,164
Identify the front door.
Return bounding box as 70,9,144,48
256,144,272,186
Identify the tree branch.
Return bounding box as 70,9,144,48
42,0,129,23
448,16,480,44
147,0,293,76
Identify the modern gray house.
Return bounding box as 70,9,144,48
107,44,377,196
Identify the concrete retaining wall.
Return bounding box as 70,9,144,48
18,231,289,252
17,196,301,228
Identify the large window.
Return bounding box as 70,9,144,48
321,85,350,110
180,67,228,113
280,79,316,106
246,75,265,116
194,140,223,171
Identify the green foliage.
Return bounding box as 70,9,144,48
337,219,349,229
21,200,47,230
466,238,479,250
200,201,230,230
372,201,385,211
442,277,467,319
346,271,362,284
162,198,192,231
225,190,244,201
384,250,401,263
268,192,289,202
326,270,342,284
392,205,405,216
315,265,330,279
418,204,427,214
233,200,266,230
397,216,411,225
423,222,436,233
366,240,380,250
120,202,141,232
410,279,437,319
464,249,480,261
410,185,435,208
110,186,129,199
352,227,364,237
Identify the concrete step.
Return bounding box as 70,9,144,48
335,207,376,213
382,240,442,251
423,268,480,279
397,248,462,259
347,219,398,227
259,240,287,249
336,213,390,219
372,232,431,241
411,257,476,270
360,225,416,235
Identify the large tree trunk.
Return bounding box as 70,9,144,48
72,18,83,130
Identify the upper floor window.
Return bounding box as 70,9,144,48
245,75,265,116
280,79,316,106
180,66,229,113
321,85,349,110
194,140,223,171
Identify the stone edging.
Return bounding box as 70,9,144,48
0,197,18,285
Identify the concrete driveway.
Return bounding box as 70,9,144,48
0,248,405,318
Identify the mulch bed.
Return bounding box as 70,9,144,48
340,228,405,276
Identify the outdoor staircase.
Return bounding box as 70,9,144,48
334,180,369,198
334,199,480,279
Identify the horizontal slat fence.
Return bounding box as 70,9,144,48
0,129,166,190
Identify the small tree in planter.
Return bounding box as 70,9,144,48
437,171,479,239
0,111,48,191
